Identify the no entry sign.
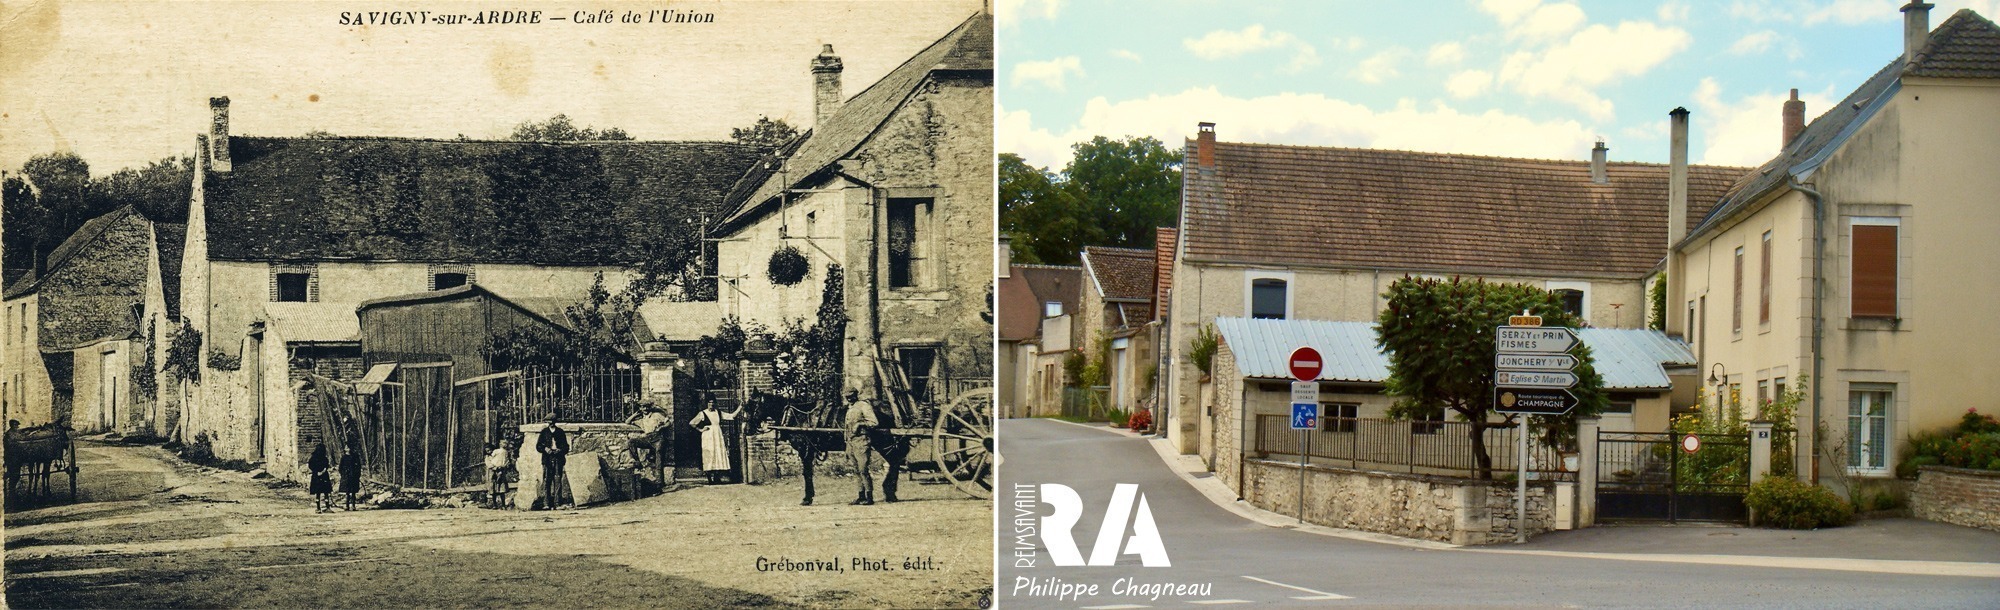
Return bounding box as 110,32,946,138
1289,347,1323,382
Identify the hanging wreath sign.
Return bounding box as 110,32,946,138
767,245,810,286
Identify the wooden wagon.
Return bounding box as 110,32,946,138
762,357,993,503
5,424,78,502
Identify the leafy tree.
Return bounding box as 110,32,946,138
998,137,1183,265
481,272,640,370
730,116,800,149
998,153,1066,264
508,114,633,141
1649,274,1667,331
1376,277,1607,479
5,152,191,283
91,155,193,222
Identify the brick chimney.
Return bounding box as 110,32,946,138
1903,1,1934,61
1782,88,1806,148
209,96,231,174
1195,122,1216,169
1590,140,1608,184
1668,107,1690,247
811,44,843,128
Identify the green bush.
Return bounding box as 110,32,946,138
1899,409,2000,475
1746,477,1853,529
1188,324,1219,377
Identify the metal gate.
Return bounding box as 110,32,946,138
1596,431,1751,523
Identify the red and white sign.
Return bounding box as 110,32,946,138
1681,434,1702,454
1288,347,1322,382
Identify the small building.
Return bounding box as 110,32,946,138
1078,245,1159,418
997,253,1081,418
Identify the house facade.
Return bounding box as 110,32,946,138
997,254,1081,418
1668,5,2000,487
1076,245,1159,418
1164,123,1749,457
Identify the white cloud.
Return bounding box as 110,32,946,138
1183,25,1320,72
1446,70,1494,98
1691,78,1837,166
1111,49,1142,62
996,0,1064,28
1480,0,1542,25
1510,3,1588,41
1802,0,1899,25
1011,56,1084,91
998,86,1599,169
1351,48,1408,83
1495,20,1691,120
1657,1,1691,22
1427,42,1467,66
1729,30,1781,55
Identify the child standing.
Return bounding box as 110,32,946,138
308,442,333,513
485,441,514,508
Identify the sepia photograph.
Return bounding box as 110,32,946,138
2,1,993,608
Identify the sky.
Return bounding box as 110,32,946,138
0,0,980,173
998,0,2000,170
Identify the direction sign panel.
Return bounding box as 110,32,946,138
1494,387,1580,415
1291,402,1319,430
1495,353,1579,371
1495,370,1579,388
1495,326,1579,353
1289,347,1323,382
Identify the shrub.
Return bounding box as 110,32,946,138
1188,324,1219,377
1746,477,1853,529
766,245,810,286
1107,408,1128,427
1899,408,2000,475
1127,409,1153,432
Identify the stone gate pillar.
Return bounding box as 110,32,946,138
638,341,677,411
738,338,777,484
1748,420,1774,483
1577,416,1601,528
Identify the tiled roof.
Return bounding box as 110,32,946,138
4,206,137,299
205,137,763,264
9,207,154,350
715,12,992,233
1153,227,1178,322
1906,9,2000,78
1183,142,1749,278
1083,246,1156,302
998,264,1080,342
1214,317,1693,389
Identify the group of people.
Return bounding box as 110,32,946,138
306,435,363,513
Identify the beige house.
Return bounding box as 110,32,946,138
1165,124,1747,456
1667,5,2000,488
996,254,1081,418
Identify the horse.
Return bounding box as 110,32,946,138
5,422,73,500
743,390,909,506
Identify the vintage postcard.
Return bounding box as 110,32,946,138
2,1,994,608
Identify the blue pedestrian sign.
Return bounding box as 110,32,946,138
1291,402,1319,430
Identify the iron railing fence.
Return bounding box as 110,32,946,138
514,364,644,424
1253,414,1576,481
1060,386,1112,422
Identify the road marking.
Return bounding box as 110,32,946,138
1242,575,1352,600
1079,605,1149,609
7,567,125,580
239,557,387,572
1471,548,2000,579
1188,600,1253,605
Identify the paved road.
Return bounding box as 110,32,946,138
5,440,989,609
997,418,2000,609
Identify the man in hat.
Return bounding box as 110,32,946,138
625,403,672,488
843,389,881,505
536,413,572,509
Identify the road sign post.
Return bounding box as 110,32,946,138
1289,347,1321,525
1493,318,1581,543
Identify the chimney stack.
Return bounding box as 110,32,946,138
209,96,231,174
811,44,843,128
1782,88,1806,148
1195,122,1216,169
1668,107,1690,247
1903,1,1934,62
1590,140,1608,184
999,236,1012,279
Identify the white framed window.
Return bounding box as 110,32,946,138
1245,270,1293,320
1043,301,1062,318
1547,280,1590,324
1847,385,1893,473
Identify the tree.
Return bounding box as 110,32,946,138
1376,277,1608,479
997,137,1183,265
508,114,633,141
1649,274,1668,331
91,155,193,222
730,116,800,149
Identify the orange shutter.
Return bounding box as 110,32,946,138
1852,225,1897,317
1733,248,1744,331
1760,234,1772,324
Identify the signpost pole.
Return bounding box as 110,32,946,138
1299,429,1308,524
1517,417,1529,544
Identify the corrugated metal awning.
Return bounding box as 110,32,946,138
1212,317,1694,390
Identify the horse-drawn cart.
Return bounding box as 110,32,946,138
760,358,993,503
5,424,78,502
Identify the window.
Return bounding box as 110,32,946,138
431,273,469,290
1043,301,1062,318
1603,400,1635,414
1554,289,1584,318
1757,380,1770,414
1851,220,1898,318
1732,246,1744,333
896,345,940,403
1250,279,1287,319
1320,402,1358,433
1412,409,1444,435
887,198,933,289
1760,231,1772,325
1848,387,1892,472
275,273,311,302
1774,378,1788,403
1729,383,1742,421
1685,300,1696,343
428,264,475,290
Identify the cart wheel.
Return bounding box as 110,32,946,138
932,388,992,499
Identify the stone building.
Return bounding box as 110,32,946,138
2,205,183,436
996,247,1081,418
1666,4,2000,489
1163,123,1750,458
1076,245,1158,419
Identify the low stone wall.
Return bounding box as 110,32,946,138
1243,458,1555,545
1910,466,2000,532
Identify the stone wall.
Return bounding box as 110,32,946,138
1910,466,2000,532
1243,458,1555,545
514,423,647,509
745,430,806,483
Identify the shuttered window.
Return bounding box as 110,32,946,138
1733,247,1744,332
1759,231,1772,325
1852,223,1898,318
